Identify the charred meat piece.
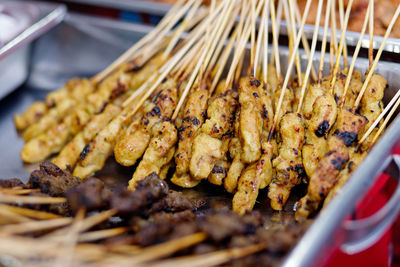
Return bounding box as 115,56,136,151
295,109,367,220
28,161,81,197
0,178,25,188
66,178,112,212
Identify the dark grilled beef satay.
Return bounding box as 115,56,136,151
114,78,177,167
232,81,275,215
170,87,209,188
268,112,305,211
295,108,366,220
189,90,238,180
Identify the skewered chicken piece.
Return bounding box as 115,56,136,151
233,79,276,215
359,74,387,150
224,115,244,193
323,149,367,206
72,101,144,179
208,153,230,185
268,112,305,211
14,102,48,132
52,104,122,169
14,79,80,132
238,77,263,164
114,78,177,167
129,121,177,189
190,90,237,180
295,108,367,220
302,92,337,178
170,87,209,188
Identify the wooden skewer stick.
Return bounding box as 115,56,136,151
253,0,267,78
270,0,282,81
126,1,226,119
210,25,239,93
292,0,318,82
359,88,400,144
340,1,372,108
368,0,374,68
296,0,324,114
0,204,61,220
149,243,266,267
287,0,303,87
47,209,118,240
0,188,40,195
329,0,354,94
262,0,270,84
172,0,236,120
330,0,338,56
317,0,333,83
371,92,400,145
353,5,400,110
107,232,207,266
250,0,257,74
0,217,72,235
92,0,186,83
338,0,349,70
0,206,33,224
138,0,201,66
77,227,128,243
268,0,312,140
0,193,66,204
163,0,204,59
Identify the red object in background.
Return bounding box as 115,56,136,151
324,146,400,267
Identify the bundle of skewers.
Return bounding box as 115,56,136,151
12,0,400,233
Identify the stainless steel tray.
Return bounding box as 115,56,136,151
66,0,400,53
0,1,66,100
1,13,400,267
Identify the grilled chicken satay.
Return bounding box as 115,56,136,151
302,93,337,178
52,104,122,169
114,78,177,166
268,112,305,211
14,79,80,131
233,82,275,214
170,87,209,188
239,77,264,164
190,90,237,180
359,74,387,150
129,121,177,189
72,101,144,179
224,114,244,193
14,102,48,132
295,109,367,220
19,70,136,164
323,149,366,206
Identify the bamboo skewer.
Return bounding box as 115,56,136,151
353,5,400,110
262,0,270,84
0,193,66,204
92,0,186,83
270,0,282,81
268,0,312,140
371,94,400,145
338,0,349,70
341,1,372,107
317,0,333,83
0,217,72,235
77,227,128,243
292,0,318,82
287,0,303,87
149,243,266,267
359,88,400,144
296,0,324,113
368,0,374,68
329,0,354,94
0,204,61,220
